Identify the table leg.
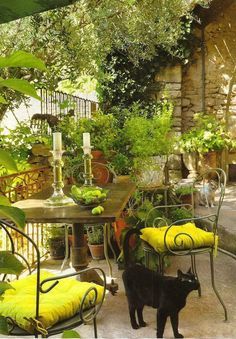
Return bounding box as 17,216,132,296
71,223,88,269
71,223,106,284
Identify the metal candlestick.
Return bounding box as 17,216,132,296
82,147,94,186
45,150,73,206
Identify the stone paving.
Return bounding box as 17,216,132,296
49,252,236,339
70,184,236,338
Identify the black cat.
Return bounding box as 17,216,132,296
122,228,200,338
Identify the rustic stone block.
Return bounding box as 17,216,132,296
155,65,182,82
182,98,191,106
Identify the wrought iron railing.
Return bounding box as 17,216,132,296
0,166,52,203
0,166,53,264
40,88,98,120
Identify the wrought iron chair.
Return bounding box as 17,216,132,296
0,218,106,338
141,168,227,321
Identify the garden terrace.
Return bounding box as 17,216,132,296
1,1,236,337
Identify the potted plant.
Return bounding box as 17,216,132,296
124,99,175,187
45,224,66,260
174,185,197,206
179,112,234,175
86,225,104,260
60,110,118,183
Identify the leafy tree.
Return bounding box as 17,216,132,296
0,0,209,115
0,51,46,121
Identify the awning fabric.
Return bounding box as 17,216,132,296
0,0,77,24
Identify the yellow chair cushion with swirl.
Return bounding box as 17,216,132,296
0,270,104,334
140,222,217,253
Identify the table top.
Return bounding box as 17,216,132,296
14,179,136,224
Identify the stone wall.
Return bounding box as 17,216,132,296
182,2,236,135
151,65,183,181
153,65,182,132
152,3,236,180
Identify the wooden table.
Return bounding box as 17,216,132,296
14,179,136,292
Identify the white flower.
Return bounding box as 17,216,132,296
203,131,212,140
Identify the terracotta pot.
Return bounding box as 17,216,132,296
199,151,218,171
91,150,113,184
91,150,104,160
177,193,197,207
88,243,104,260
113,217,136,249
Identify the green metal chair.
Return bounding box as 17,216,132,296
0,218,106,338
141,168,227,321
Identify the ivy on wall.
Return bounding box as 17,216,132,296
97,17,198,113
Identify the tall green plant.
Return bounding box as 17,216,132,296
124,99,174,159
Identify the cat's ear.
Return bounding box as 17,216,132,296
187,267,192,274
177,269,182,278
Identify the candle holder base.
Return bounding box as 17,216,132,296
45,191,74,207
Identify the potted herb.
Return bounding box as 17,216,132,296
124,99,174,187
45,224,66,260
86,225,104,260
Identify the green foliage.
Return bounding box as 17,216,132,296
0,315,9,335
0,149,18,173
0,282,14,296
0,121,51,167
0,206,25,229
45,224,65,239
0,51,46,70
0,251,25,275
97,12,197,111
174,185,197,196
62,329,81,338
86,225,104,245
178,112,234,153
0,51,46,116
122,99,174,175
109,153,131,176
0,150,26,229
59,110,117,157
169,207,193,222
0,1,201,110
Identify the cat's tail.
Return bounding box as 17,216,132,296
122,228,141,268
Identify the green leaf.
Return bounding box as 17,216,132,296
0,252,25,275
0,281,14,295
0,149,18,172
0,315,9,335
62,330,81,338
0,196,10,206
0,51,47,71
0,78,41,101
0,206,25,229
0,95,7,104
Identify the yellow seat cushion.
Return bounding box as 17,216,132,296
140,222,217,253
0,270,104,334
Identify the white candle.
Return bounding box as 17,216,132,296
83,133,91,148
53,132,62,151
